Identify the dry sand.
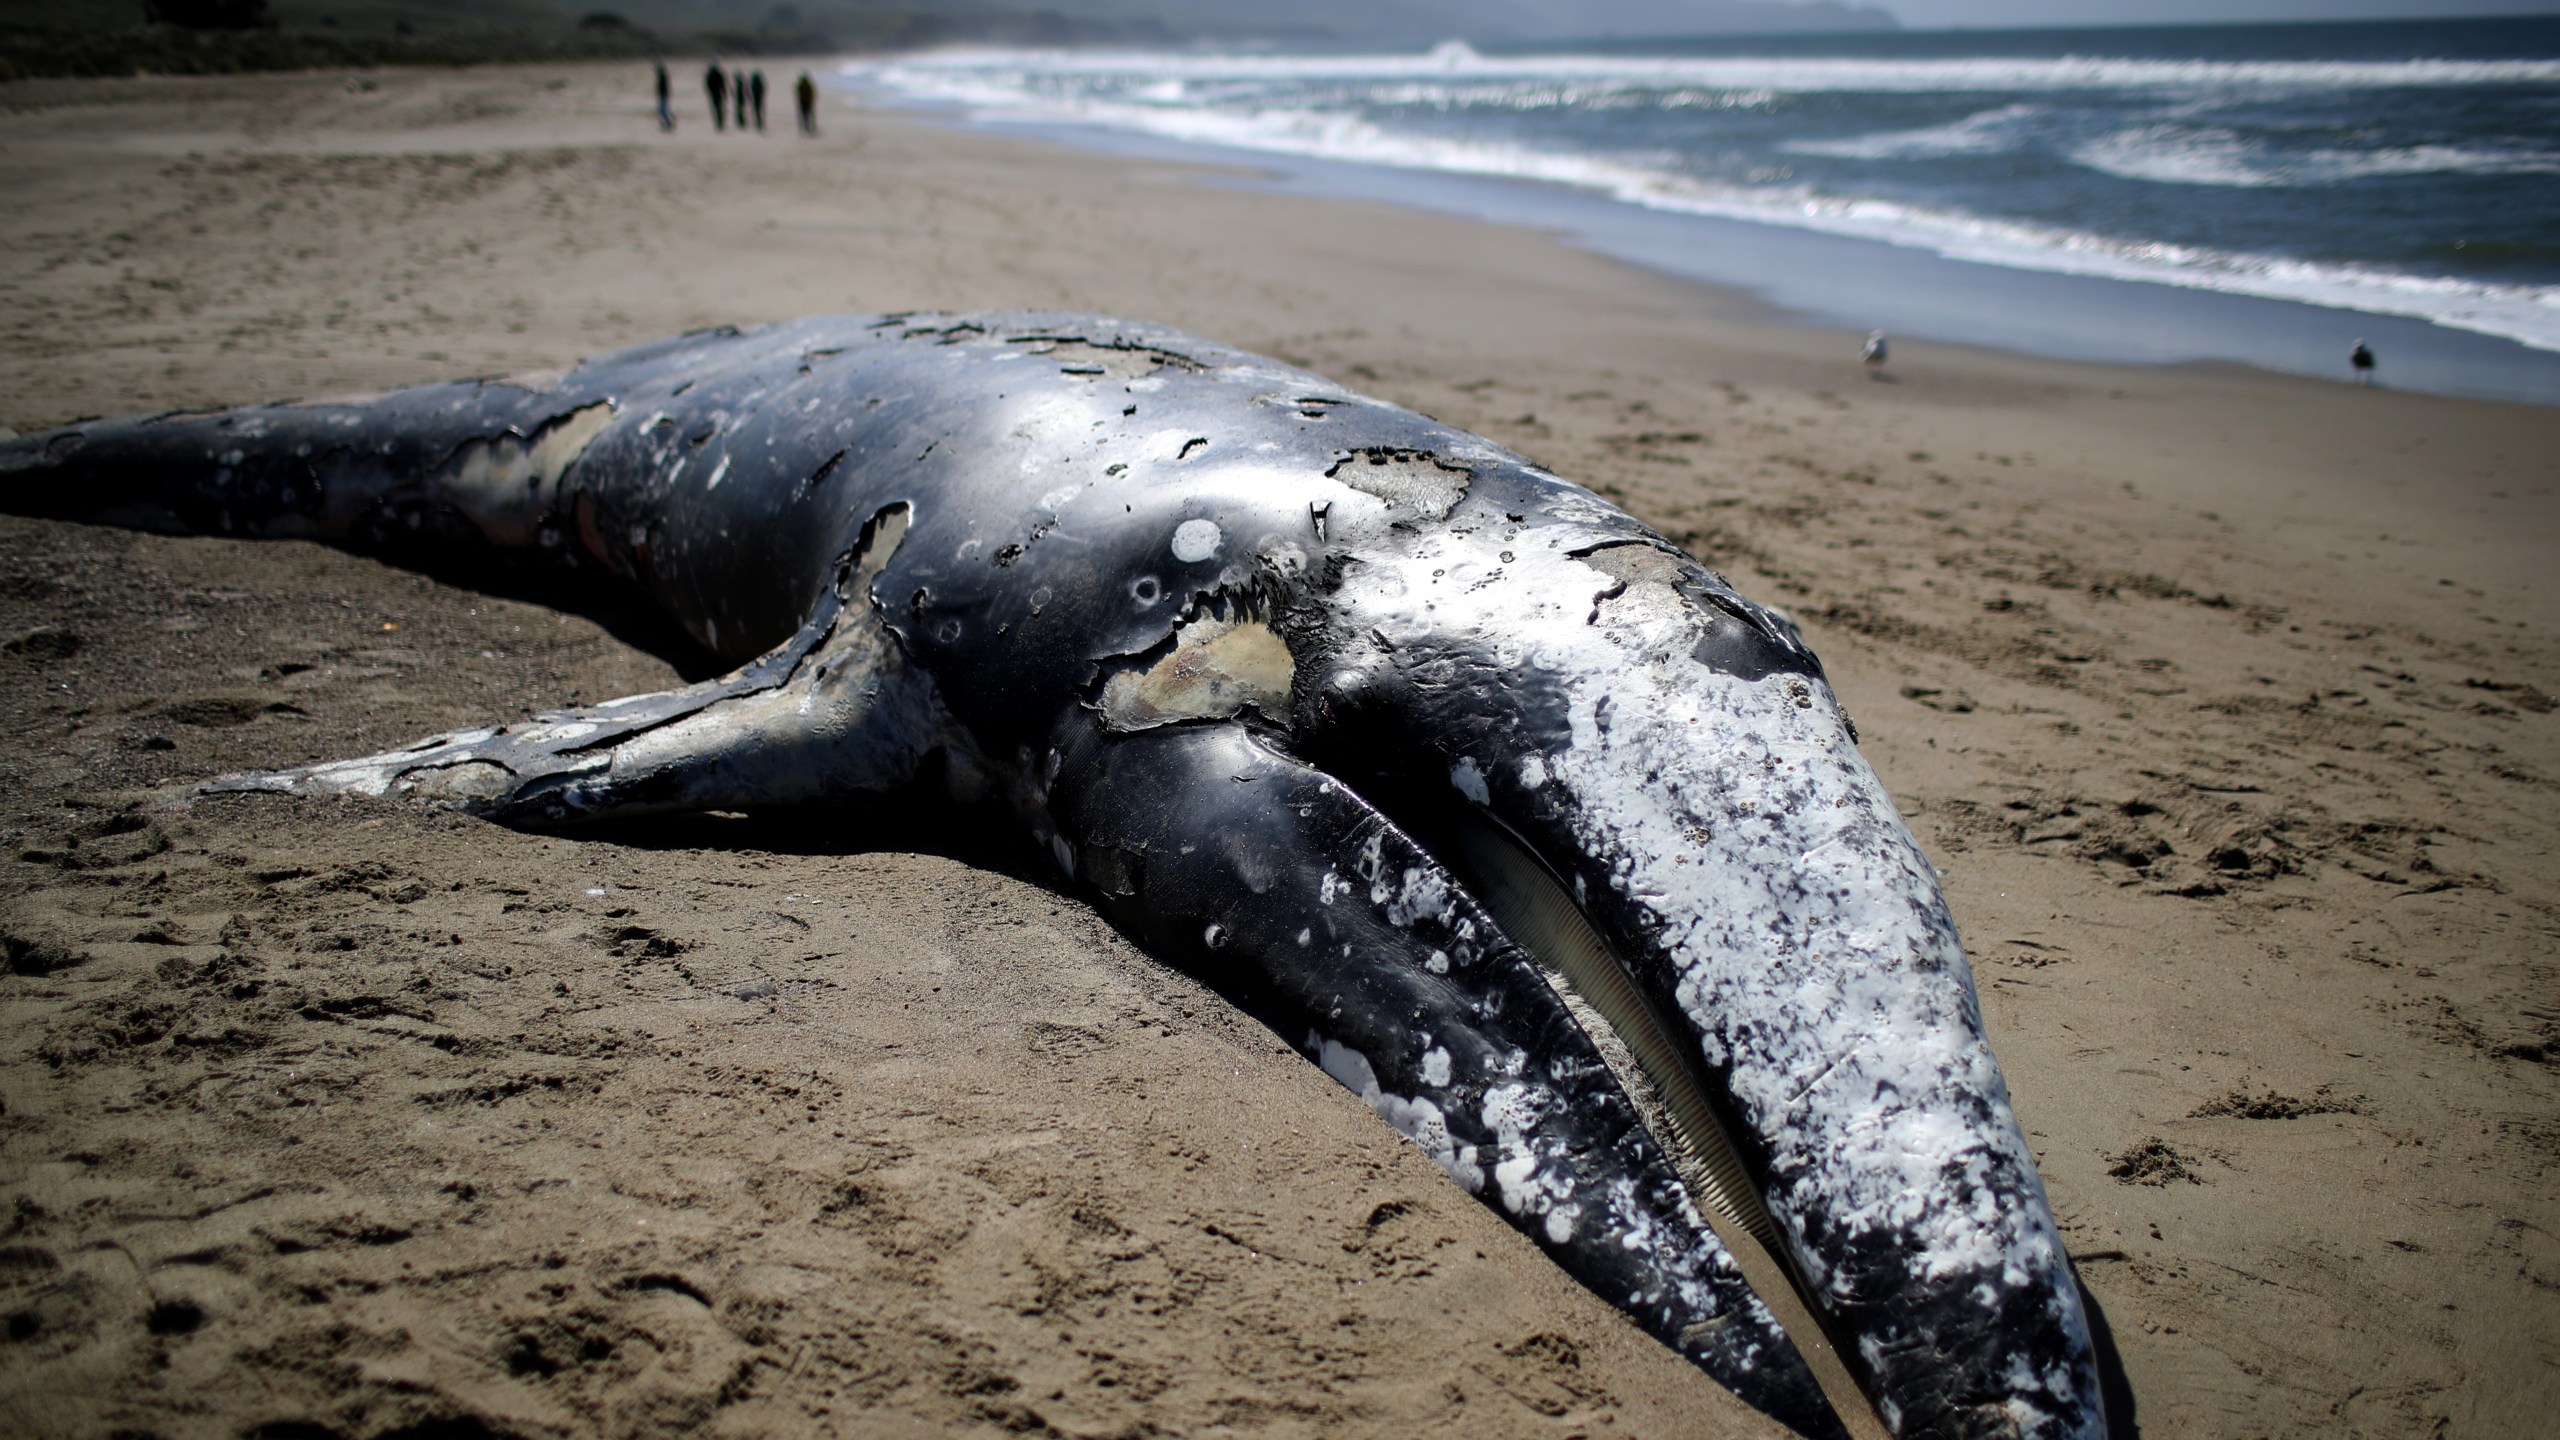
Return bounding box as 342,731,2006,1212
0,61,2553,1440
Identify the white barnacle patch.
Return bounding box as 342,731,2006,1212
1384,866,1452,930
1545,1203,1584,1245
1093,608,1294,732
436,401,615,547
1450,756,1490,806
1313,1035,1483,1193
1170,518,1222,562
1481,1081,1579,1241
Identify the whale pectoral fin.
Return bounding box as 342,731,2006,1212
1044,716,1848,1440
202,570,948,827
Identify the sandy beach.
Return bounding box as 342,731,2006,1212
0,60,2554,1439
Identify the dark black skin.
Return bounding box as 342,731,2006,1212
1,314,2108,1440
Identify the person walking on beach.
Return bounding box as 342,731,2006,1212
654,61,674,132
796,71,818,135
733,69,748,131
750,70,768,133
704,63,727,132
2351,339,2376,385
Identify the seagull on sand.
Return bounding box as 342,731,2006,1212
2350,339,2376,384
1863,330,1889,369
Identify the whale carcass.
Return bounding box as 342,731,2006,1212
0,313,2105,1440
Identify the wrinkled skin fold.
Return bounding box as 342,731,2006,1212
0,313,2104,1440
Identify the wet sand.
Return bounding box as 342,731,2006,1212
0,61,2554,1440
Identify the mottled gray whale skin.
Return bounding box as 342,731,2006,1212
1,313,2103,1440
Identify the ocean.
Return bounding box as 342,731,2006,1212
841,17,2560,398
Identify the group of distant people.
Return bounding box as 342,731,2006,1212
652,61,818,137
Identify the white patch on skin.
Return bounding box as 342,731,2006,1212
1326,449,1471,520
1450,755,1490,805
1171,518,1222,562
1010,397,1089,468
513,721,597,747
1420,1046,1452,1087
1518,753,1549,788
1314,1035,1482,1192
267,728,502,795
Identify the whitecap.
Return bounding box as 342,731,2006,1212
1786,103,2044,161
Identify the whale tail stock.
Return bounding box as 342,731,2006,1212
0,323,776,618
0,380,609,563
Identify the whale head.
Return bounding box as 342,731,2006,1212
1275,465,2107,1439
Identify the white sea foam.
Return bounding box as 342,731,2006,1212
2071,124,2560,186
864,46,2560,94
847,49,2560,355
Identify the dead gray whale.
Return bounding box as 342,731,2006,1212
1,313,2104,1440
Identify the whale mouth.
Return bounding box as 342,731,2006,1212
1446,816,1888,1438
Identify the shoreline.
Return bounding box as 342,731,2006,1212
1,60,2555,1440
843,84,2560,409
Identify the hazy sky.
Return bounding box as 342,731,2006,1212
1881,0,2558,28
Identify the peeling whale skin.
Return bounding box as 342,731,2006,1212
0,314,2104,1440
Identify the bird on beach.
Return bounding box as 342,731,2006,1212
1863,329,1889,371
2351,339,2376,385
